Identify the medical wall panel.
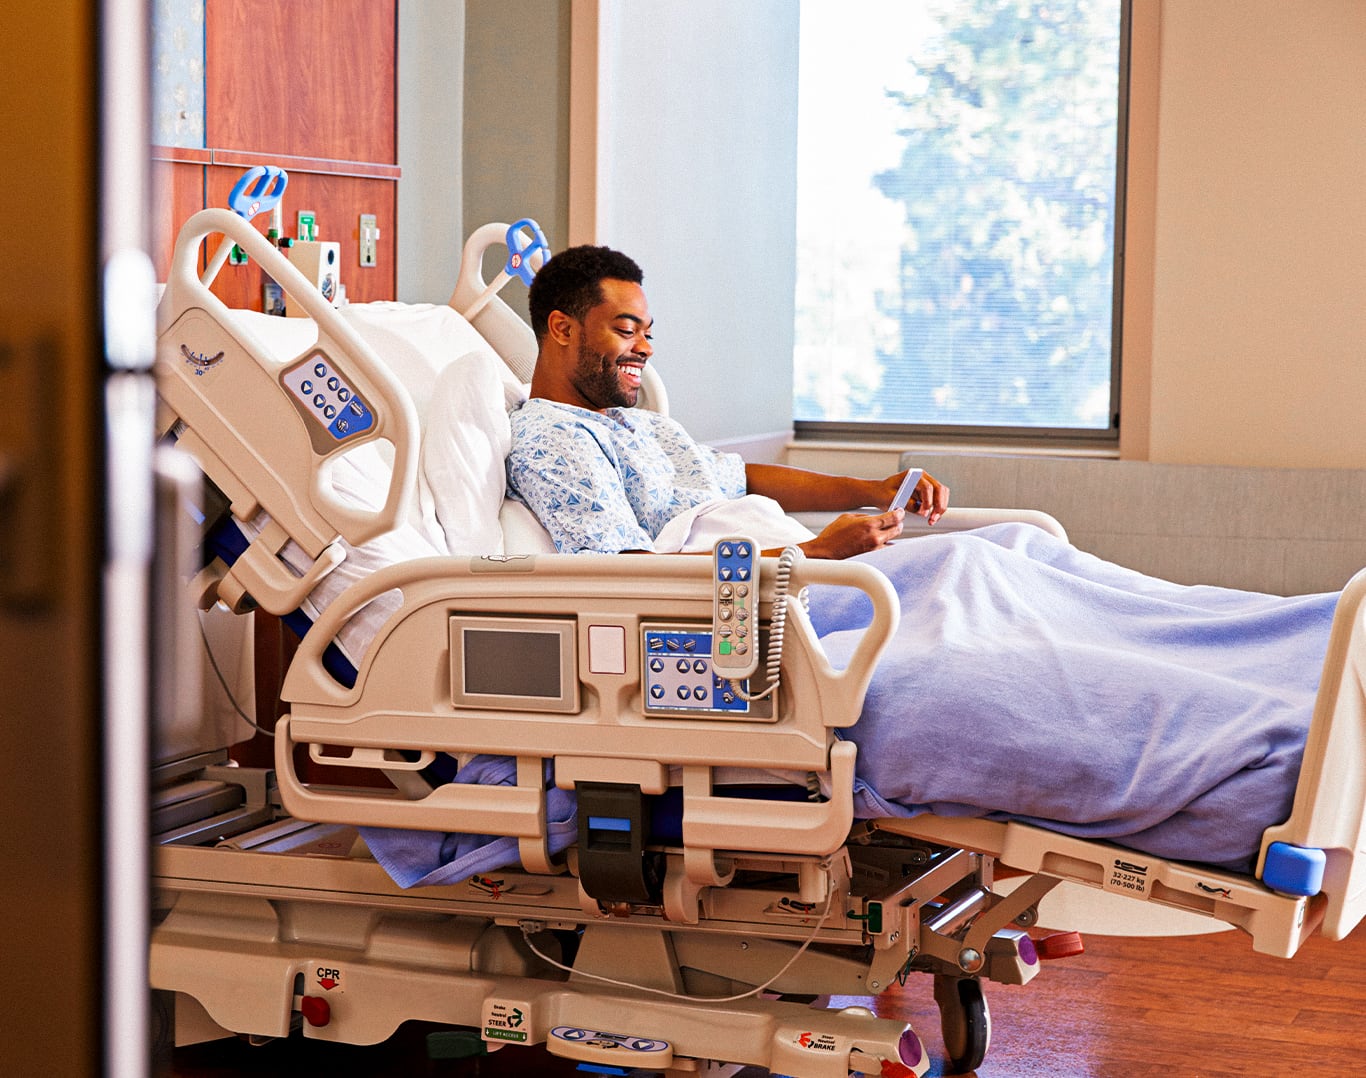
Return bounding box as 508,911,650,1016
204,0,397,165
200,165,397,310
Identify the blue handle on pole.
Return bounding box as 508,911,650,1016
227,166,289,220
504,218,550,285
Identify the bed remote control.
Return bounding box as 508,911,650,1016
712,537,759,679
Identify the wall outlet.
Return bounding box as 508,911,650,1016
297,210,317,242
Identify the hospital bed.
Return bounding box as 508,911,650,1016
150,207,1366,1077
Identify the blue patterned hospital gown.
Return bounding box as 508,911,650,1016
506,398,747,553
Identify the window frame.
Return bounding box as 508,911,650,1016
792,0,1133,447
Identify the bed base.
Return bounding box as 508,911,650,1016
153,763,1050,1076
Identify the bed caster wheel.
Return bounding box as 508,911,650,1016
933,974,990,1075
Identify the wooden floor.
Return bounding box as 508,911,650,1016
166,921,1366,1077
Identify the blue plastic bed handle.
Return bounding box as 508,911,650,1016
504,218,549,285
1262,841,1326,896
227,165,288,220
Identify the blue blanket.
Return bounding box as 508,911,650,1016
814,523,1337,870
364,523,1337,885
362,757,577,888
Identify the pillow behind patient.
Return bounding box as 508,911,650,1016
417,350,516,554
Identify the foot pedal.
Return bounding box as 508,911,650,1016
546,1025,673,1067
984,927,1042,985
1035,931,1085,960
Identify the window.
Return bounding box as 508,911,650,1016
794,0,1127,440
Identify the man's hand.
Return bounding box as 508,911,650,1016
875,469,950,526
800,509,906,560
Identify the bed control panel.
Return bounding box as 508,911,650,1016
711,537,759,678
640,624,774,721
282,350,375,446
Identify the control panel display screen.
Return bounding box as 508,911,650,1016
463,629,561,699
449,615,579,713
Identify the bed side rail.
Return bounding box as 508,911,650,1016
155,208,420,612
1260,564,1366,941
273,552,898,862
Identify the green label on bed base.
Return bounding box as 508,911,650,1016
482,998,530,1044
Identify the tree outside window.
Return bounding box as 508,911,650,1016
795,0,1125,436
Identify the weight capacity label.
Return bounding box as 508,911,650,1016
1104,857,1151,897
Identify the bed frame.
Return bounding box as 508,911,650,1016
149,208,1366,1077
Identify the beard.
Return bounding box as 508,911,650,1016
572,339,640,410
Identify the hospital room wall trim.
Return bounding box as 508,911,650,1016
1115,0,1159,464
151,145,401,181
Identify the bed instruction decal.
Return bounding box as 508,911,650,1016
1105,857,1151,897
179,343,225,377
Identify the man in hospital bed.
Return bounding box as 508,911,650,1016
505,244,949,560
500,244,1339,874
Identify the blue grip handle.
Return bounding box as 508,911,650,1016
227,166,289,220
504,218,550,285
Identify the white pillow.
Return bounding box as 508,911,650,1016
294,523,444,668
225,307,320,360
341,302,505,435
417,351,517,555
499,499,558,554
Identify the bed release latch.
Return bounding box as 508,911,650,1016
576,782,665,907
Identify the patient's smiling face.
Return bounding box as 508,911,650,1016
567,278,654,411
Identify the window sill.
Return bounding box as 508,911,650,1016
786,435,1120,461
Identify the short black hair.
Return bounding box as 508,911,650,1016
528,245,644,343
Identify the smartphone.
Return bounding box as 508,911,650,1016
890,468,924,512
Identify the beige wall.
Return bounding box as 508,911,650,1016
1140,0,1366,467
